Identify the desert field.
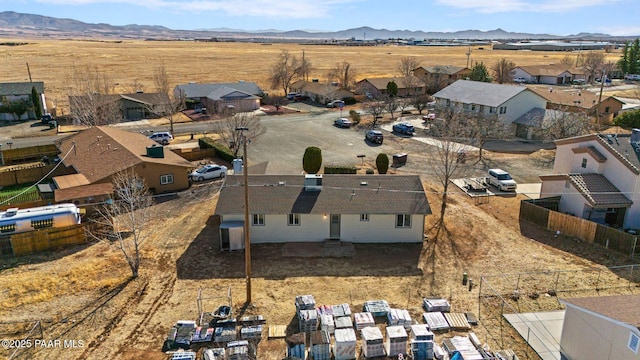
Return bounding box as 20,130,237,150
0,39,623,114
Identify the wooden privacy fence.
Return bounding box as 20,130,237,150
170,147,216,161
520,200,639,257
0,145,58,166
0,224,86,257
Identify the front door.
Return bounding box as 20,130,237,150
330,214,341,239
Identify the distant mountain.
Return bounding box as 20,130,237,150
0,11,628,41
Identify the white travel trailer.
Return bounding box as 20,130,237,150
0,204,81,235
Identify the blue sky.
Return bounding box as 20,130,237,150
4,0,639,36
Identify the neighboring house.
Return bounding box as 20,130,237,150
539,129,640,229
432,80,548,130
511,65,587,85
69,92,167,123
560,295,640,360
514,108,583,140
174,81,263,114
529,87,623,124
289,80,354,104
53,175,114,215
356,76,424,98
0,81,45,121
413,65,470,92
214,174,431,248
55,126,194,194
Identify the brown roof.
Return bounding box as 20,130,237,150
215,174,431,215
529,86,601,109
568,173,632,207
415,65,470,75
53,173,90,189
57,126,193,183
290,80,353,98
120,92,164,105
517,64,585,77
572,146,607,163
55,182,113,202
357,76,421,90
562,294,640,328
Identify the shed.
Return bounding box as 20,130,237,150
219,221,244,251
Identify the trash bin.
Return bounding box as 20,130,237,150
392,153,407,166
49,120,58,129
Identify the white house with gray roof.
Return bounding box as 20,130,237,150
0,81,45,121
432,80,548,132
174,81,263,114
539,129,640,229
214,174,431,248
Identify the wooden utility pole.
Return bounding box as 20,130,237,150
596,69,606,125
26,63,32,82
236,127,252,303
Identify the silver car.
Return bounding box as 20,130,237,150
189,164,227,181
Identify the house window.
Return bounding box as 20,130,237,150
396,214,411,228
471,104,477,111
463,103,471,111
252,214,265,226
32,218,53,230
499,106,507,114
360,214,370,222
160,174,174,185
605,106,610,113
629,333,639,353
288,213,300,226
581,158,587,168
489,107,497,114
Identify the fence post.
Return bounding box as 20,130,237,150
632,237,638,259
478,277,483,321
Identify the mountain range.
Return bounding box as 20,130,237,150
0,11,623,41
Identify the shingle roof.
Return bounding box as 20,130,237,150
415,65,469,75
562,295,640,329
0,81,44,96
54,183,114,202
516,64,585,77
175,82,263,99
529,86,609,110
291,80,354,98
568,173,632,207
433,80,533,107
215,174,431,215
120,92,164,105
358,76,421,91
208,86,259,101
57,126,193,183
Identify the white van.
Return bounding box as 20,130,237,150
487,168,517,192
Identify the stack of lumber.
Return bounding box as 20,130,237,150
363,300,390,317
295,294,316,312
387,308,412,329
410,324,434,360
442,336,484,360
353,312,375,331
332,303,352,318
298,309,318,333
444,312,471,330
422,298,451,312
319,314,335,334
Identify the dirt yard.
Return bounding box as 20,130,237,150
1,150,638,359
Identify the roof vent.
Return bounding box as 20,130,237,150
304,174,323,192
146,144,165,158
360,182,368,186
278,181,286,186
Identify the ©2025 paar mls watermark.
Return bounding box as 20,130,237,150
2,338,85,350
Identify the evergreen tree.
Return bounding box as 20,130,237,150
468,62,492,82
376,153,389,174
31,86,42,119
386,81,398,97
302,146,322,174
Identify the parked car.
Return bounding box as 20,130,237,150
334,118,353,128
41,113,53,125
365,129,384,144
293,94,309,102
286,92,299,100
624,74,640,81
392,122,415,135
513,77,527,84
487,168,517,192
189,164,227,181
572,79,586,85
148,132,173,145
327,100,345,108
422,113,436,122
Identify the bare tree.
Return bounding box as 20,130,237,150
560,55,575,66
385,96,399,120
218,113,264,158
125,78,145,93
397,57,420,96
299,50,313,82
91,169,153,278
363,100,386,128
68,64,121,126
535,108,591,140
492,58,516,84
262,94,286,113
412,94,432,114
152,63,184,136
268,50,303,95
467,114,510,161
327,61,358,91
422,66,450,94
427,109,472,233
581,52,605,83
396,98,410,116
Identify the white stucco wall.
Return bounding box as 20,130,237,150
219,213,425,243
501,91,548,123
540,180,587,217
561,306,640,360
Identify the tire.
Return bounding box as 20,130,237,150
219,173,226,178
197,176,204,182
162,140,169,145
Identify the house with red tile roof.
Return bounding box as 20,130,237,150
539,129,640,229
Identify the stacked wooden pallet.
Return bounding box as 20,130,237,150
295,294,316,312
353,312,375,331
444,312,471,330
319,314,335,334
387,308,412,329
442,336,484,360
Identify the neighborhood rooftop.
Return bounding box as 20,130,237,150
433,79,533,107
562,294,640,329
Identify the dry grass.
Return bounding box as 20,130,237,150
0,39,623,113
